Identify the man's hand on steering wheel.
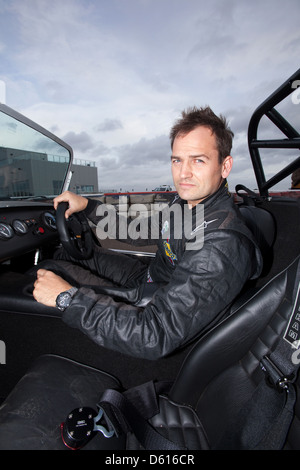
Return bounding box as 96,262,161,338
54,192,94,260
53,191,88,219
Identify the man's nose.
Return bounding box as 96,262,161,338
180,160,193,178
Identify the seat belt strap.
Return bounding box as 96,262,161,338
98,387,186,450
261,256,300,385
251,257,300,449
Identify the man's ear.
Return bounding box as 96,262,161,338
221,155,233,179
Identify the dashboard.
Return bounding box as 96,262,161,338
0,201,59,262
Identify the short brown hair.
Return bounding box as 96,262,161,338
170,106,234,163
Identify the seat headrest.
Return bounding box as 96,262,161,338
239,206,276,263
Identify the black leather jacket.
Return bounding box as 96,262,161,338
62,181,262,359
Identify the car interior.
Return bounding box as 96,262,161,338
0,69,299,450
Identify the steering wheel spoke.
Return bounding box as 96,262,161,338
56,202,94,260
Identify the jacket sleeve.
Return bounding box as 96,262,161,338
62,230,257,360
84,197,160,247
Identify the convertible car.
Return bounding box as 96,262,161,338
0,69,299,451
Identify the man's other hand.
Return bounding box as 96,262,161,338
33,269,73,307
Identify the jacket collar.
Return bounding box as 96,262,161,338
200,179,230,211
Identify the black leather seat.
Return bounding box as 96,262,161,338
0,254,299,450
161,254,300,449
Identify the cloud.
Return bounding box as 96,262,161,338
96,118,123,132
0,0,299,192
96,134,172,191
62,131,95,153
111,134,170,167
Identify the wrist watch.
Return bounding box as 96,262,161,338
56,287,78,311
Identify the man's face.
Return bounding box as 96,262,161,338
171,126,233,207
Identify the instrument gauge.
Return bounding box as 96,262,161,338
43,211,57,230
12,219,29,235
0,222,14,240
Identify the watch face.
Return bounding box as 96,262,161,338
57,292,72,309
56,288,78,311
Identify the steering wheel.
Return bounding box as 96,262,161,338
56,202,94,260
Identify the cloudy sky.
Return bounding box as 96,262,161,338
0,0,299,192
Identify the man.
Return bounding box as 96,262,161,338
33,106,262,360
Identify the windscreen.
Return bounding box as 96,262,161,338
0,111,70,199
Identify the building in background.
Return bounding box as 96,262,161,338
0,147,98,197
68,158,98,194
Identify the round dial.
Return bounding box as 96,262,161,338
0,222,14,239
12,219,29,234
43,211,57,230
